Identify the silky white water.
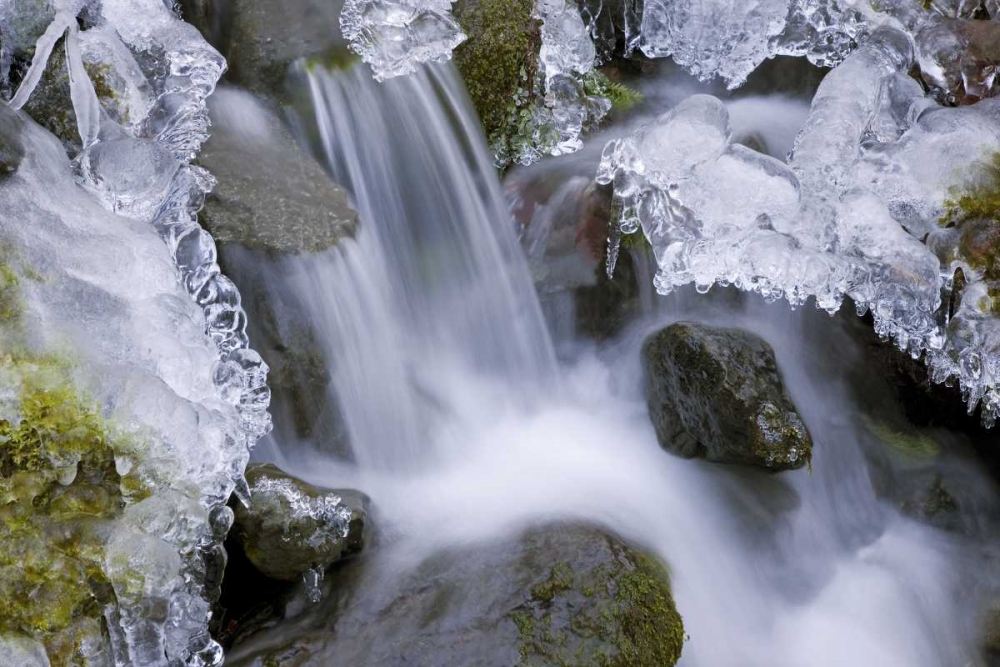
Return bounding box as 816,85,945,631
247,61,998,665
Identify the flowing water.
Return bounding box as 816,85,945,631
238,61,1000,666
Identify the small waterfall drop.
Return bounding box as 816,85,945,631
281,63,558,470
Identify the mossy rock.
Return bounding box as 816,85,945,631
228,523,684,666
453,0,542,162
20,39,123,154
0,104,25,180
642,322,812,471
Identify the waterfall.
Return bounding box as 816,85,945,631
272,62,557,470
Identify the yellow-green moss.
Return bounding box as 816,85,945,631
304,49,360,74
0,260,20,324
0,352,147,665
611,551,685,667
511,543,684,667
863,415,941,460
941,152,1000,232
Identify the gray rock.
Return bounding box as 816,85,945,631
198,87,356,254
229,523,685,667
232,464,368,582
642,322,812,470
182,0,352,96
0,105,25,179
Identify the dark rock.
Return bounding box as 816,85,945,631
228,523,685,667
642,322,812,470
231,464,368,583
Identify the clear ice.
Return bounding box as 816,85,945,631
1,0,271,664
598,25,1000,423
340,0,467,82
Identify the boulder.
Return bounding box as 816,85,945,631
642,322,812,470
228,523,685,667
198,87,356,255
0,105,25,179
182,0,351,97
230,464,368,583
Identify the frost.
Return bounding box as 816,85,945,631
340,0,467,82
598,26,1000,424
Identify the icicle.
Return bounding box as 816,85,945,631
8,11,75,110
64,23,101,149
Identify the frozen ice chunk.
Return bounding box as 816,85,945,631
340,0,467,82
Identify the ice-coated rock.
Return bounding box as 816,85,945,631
340,0,467,81
231,464,367,584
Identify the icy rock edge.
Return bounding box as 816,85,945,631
2,0,272,665
597,26,1000,425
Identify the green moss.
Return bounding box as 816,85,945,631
863,415,941,460
530,562,574,603
453,0,542,167
583,71,643,113
510,541,684,666
941,153,1000,226
0,260,21,324
304,49,360,74
0,351,147,664
611,551,685,667
619,230,651,252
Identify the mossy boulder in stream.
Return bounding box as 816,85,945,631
231,464,368,583
642,322,812,470
228,523,684,666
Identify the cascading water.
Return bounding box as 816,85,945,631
275,62,557,470
228,54,1000,666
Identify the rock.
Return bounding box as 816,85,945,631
0,105,25,179
899,474,960,529
642,322,812,470
983,603,1000,663
198,87,356,255
196,86,355,450
228,523,685,667
182,0,351,96
231,464,368,583
453,0,541,154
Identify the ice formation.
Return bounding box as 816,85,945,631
598,26,1000,422
1,0,270,664
340,0,467,82
635,0,867,87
